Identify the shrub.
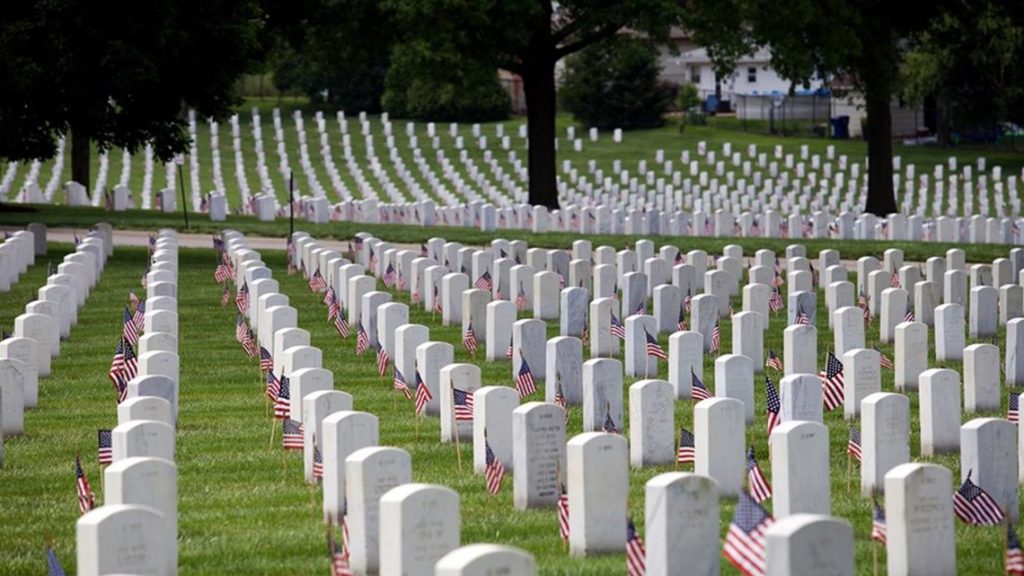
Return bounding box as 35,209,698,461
560,36,674,131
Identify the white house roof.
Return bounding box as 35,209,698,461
680,46,775,65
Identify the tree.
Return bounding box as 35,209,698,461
902,2,1024,145
685,0,946,216
385,0,685,209
0,0,263,194
382,43,510,122
561,36,674,130
271,0,393,111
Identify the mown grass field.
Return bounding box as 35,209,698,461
0,239,1018,574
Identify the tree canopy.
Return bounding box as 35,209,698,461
0,0,264,190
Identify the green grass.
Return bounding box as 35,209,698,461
0,202,1019,266
0,241,1017,574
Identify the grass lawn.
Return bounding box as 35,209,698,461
0,239,1017,574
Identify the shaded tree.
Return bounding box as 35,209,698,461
385,0,685,209
685,0,946,215
0,0,263,193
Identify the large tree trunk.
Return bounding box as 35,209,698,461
71,126,91,196
862,74,897,216
523,60,559,210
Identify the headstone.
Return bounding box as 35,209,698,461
961,418,1018,522
861,392,910,496
695,398,745,497
894,322,928,391
964,343,1001,412
512,402,566,510
715,354,755,424
783,324,817,376
644,472,719,576
919,369,961,456
546,337,582,406
379,484,461,576
117,396,172,427
345,446,413,576
76,505,169,576
103,457,178,574
473,386,518,473
111,420,175,463
567,432,628,556
628,379,675,467
434,544,537,576
884,463,956,576
416,341,454,416
764,515,853,576
126,375,178,424
668,331,702,399
322,410,379,523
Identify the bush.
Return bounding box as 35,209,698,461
561,36,673,131
382,43,510,122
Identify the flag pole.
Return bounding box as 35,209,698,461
288,171,294,240
176,157,190,231
557,462,568,554
269,417,277,450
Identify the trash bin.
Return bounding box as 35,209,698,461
704,95,719,115
830,116,850,139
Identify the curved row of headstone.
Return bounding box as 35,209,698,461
228,230,536,575
76,230,181,576
326,230,1024,575
0,222,46,292
0,223,110,455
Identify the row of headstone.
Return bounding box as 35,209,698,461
1,223,107,462
77,229,182,576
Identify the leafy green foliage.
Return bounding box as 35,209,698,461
382,43,509,122
270,0,392,112
560,36,673,131
0,0,263,163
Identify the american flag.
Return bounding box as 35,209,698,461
765,350,783,372
382,263,397,288
709,320,721,354
266,370,281,401
334,307,351,339
235,313,247,343
433,290,443,314
122,307,138,346
554,375,568,414
747,448,772,502
516,283,528,311
389,367,412,400
220,283,230,306
414,370,432,416
773,270,784,288
236,280,250,314
132,300,146,332
75,455,95,515
1011,392,1020,424
475,271,493,292
463,323,478,354
626,517,646,576
241,327,259,358
376,345,389,378
259,346,273,372
557,483,570,541
274,376,291,419
355,322,369,355
795,304,811,326
683,289,692,313
282,418,304,450
634,300,647,315
326,287,340,321
309,268,327,293
610,312,626,340
1008,523,1024,576
876,347,894,370
722,491,774,576
368,247,378,271
904,306,915,323
515,356,537,398
819,351,845,411
954,470,1006,525
691,370,712,401
891,269,901,288
677,427,695,464
396,268,406,292
420,242,429,258
645,329,667,360
505,335,514,360
765,377,780,436
97,429,113,465
453,387,474,421
602,403,619,434
411,287,421,305
286,236,296,275
847,425,862,461
128,290,140,309
484,438,505,495
872,498,887,545
214,260,231,284
46,543,65,576
859,290,871,324
677,306,688,332
768,289,784,312
313,441,324,480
